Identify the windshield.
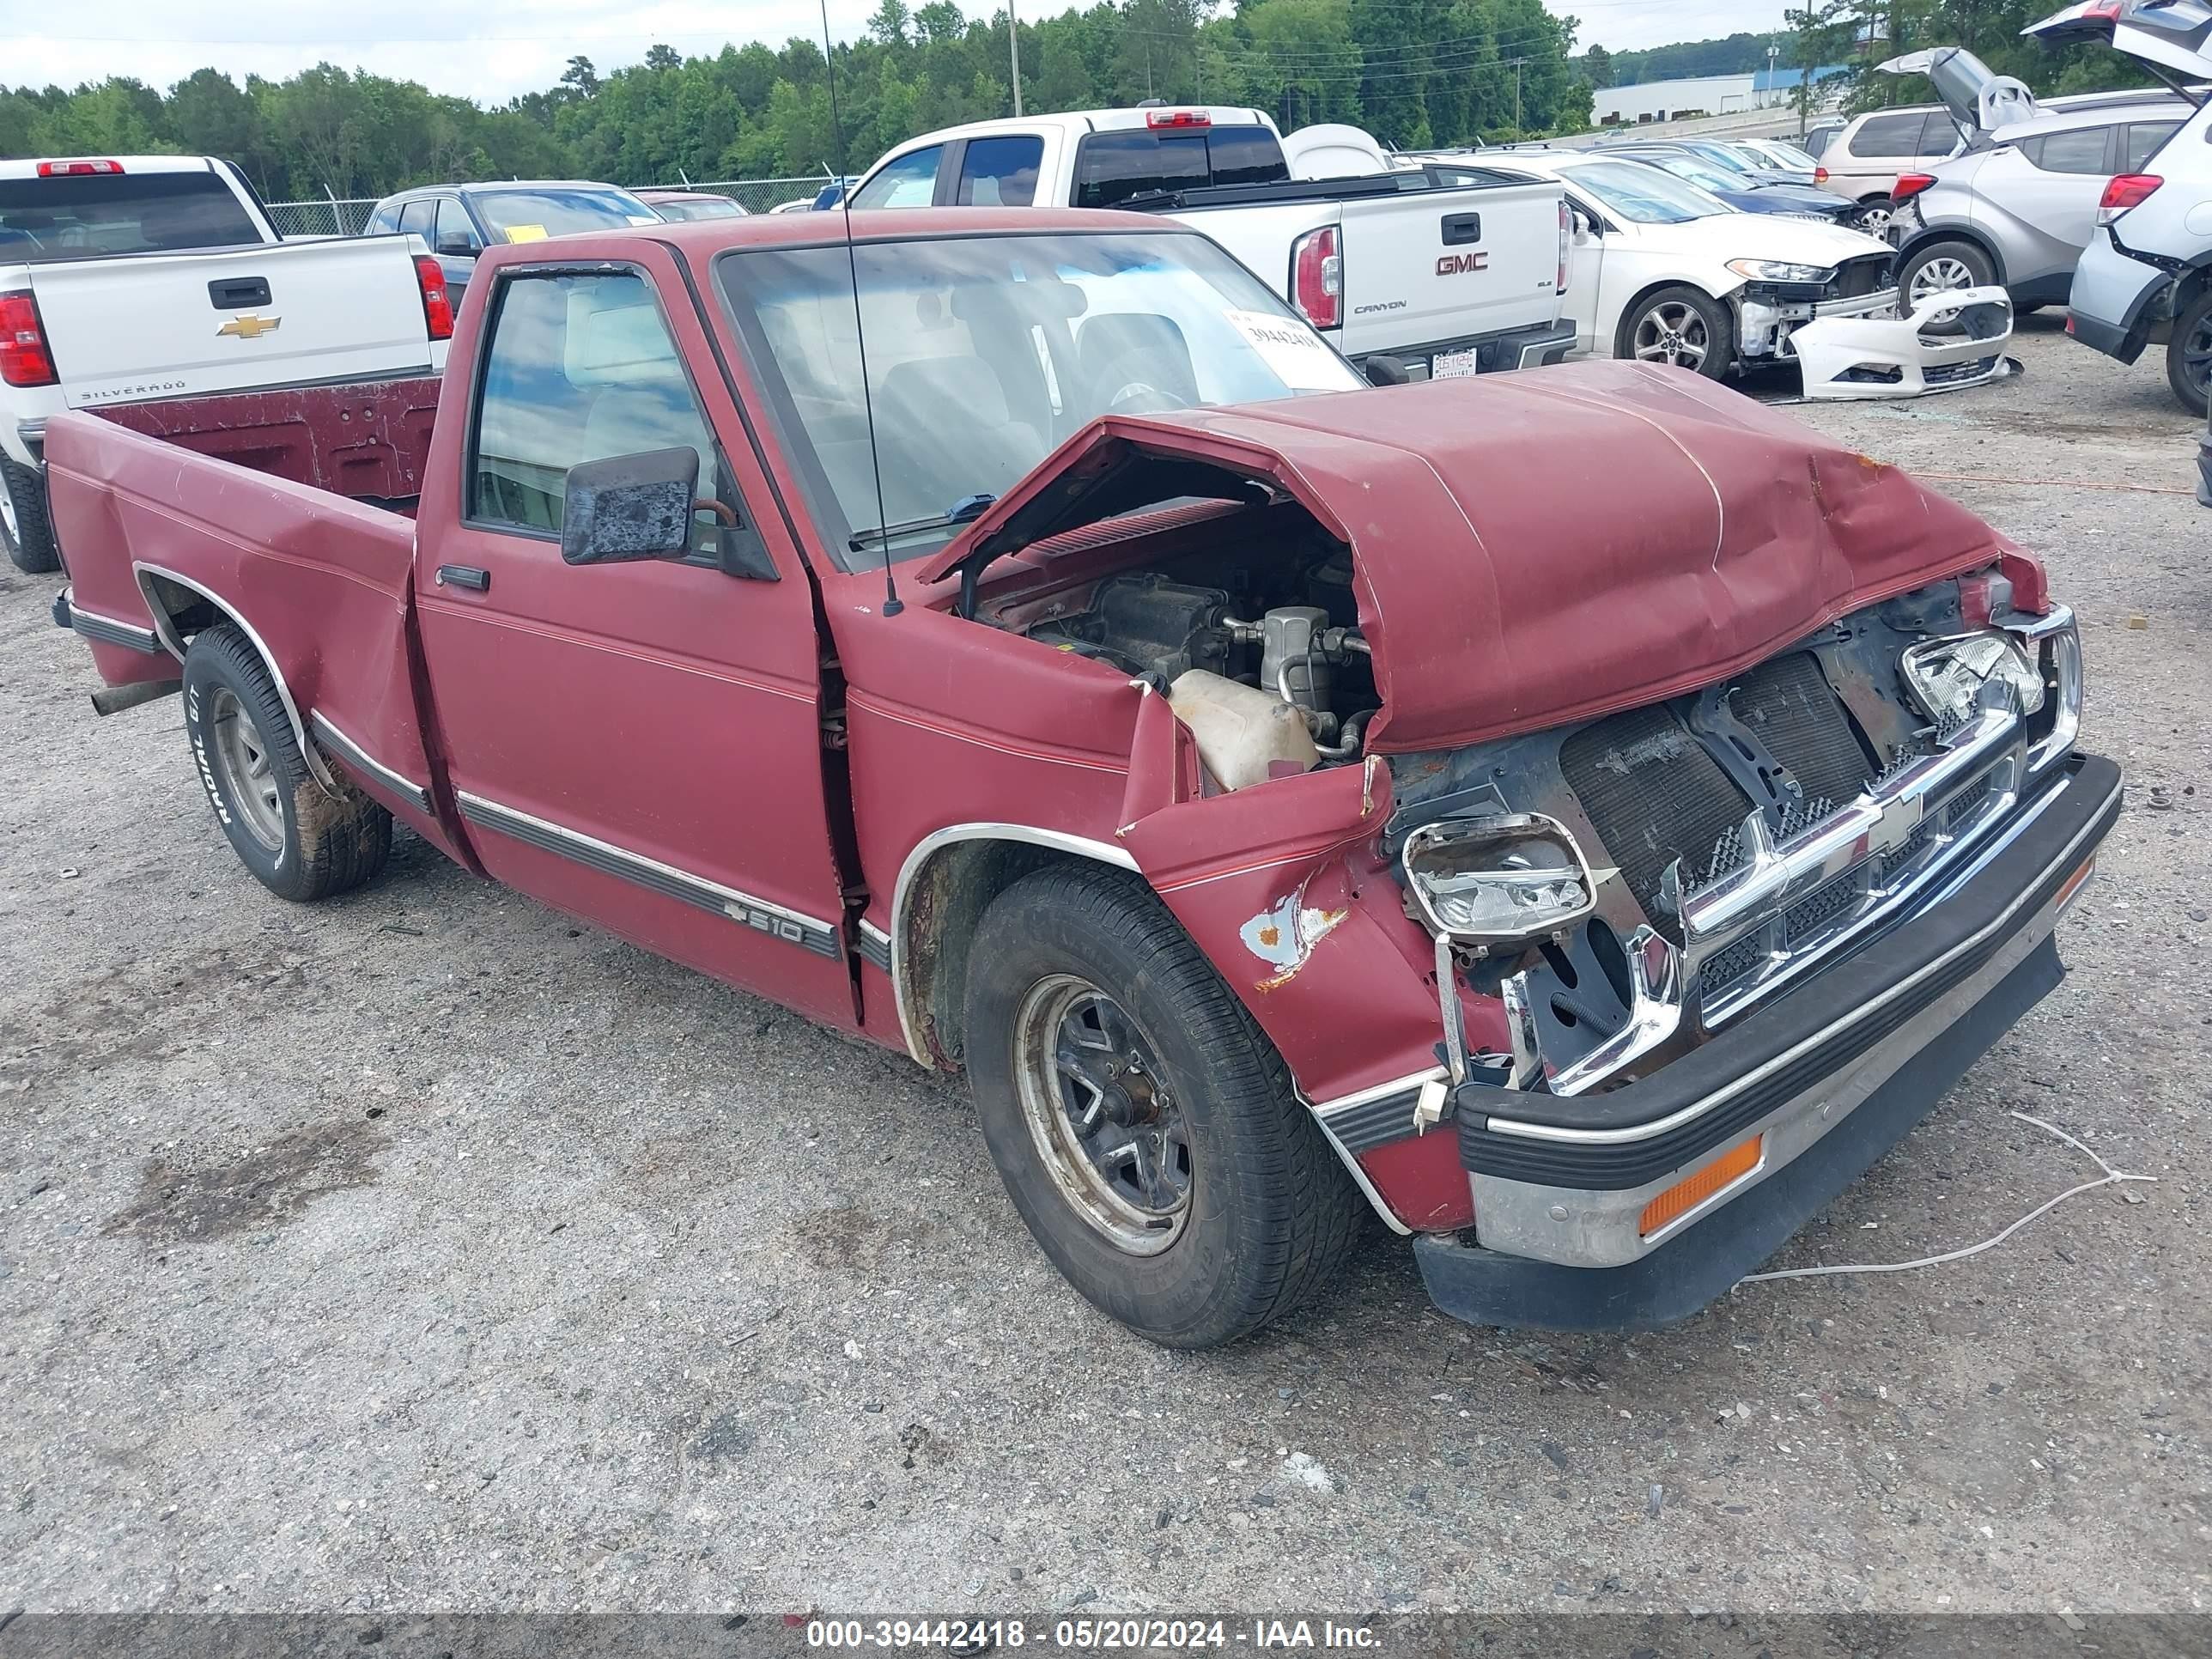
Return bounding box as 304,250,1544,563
0,171,262,262
716,230,1364,568
1681,142,1761,177
1559,160,1732,222
473,187,656,243
1626,152,1743,194
1758,140,1820,170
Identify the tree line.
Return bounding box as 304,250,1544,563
0,0,1591,201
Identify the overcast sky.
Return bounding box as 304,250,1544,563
10,0,1795,105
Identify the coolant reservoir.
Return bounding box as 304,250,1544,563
1167,670,1320,792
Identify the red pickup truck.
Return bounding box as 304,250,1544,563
46,208,2116,1346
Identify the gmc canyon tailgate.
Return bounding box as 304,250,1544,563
1334,180,1566,368
29,237,440,410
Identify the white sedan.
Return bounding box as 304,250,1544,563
1470,152,1902,380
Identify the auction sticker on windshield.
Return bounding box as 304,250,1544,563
1224,308,1352,391
502,224,550,243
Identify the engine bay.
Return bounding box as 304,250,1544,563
982,541,1382,763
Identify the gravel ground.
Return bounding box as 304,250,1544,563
0,318,2206,1618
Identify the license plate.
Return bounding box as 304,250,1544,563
1431,347,1480,380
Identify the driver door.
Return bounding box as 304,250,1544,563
415,249,857,1028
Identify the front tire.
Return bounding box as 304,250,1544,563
0,455,59,574
182,623,392,902
1619,285,1733,379
963,863,1361,1348
2166,286,2212,415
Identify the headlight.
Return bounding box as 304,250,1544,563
1725,258,1833,283
1401,813,1599,947
1900,629,2046,726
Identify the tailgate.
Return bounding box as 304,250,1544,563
30,237,436,411
1337,182,1563,361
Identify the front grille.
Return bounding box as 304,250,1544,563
1927,355,2000,386
1730,653,1877,810
1783,871,1861,944
1945,772,1994,827
1701,934,1765,990
1559,705,1748,944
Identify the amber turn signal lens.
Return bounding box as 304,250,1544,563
2055,857,2096,913
1639,1134,1764,1237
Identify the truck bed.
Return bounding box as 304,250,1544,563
44,395,451,858
88,374,440,514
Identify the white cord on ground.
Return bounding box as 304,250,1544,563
1738,1111,2155,1285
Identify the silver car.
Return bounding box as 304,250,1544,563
2038,0,2212,410
1881,46,2183,319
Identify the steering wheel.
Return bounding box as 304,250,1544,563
1106,380,1191,415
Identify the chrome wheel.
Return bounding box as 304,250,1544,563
208,686,285,854
1632,301,1711,370
1012,974,1191,1255
2181,313,2212,404
1854,202,1893,240
0,477,17,550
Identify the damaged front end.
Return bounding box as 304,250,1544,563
920,366,2119,1322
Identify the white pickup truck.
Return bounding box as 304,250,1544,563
1,155,454,573
845,107,1576,384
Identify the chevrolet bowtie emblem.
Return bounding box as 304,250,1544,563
216,313,282,340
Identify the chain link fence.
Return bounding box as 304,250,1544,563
264,177,831,237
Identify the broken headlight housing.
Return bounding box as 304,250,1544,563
1900,629,2045,727
1401,813,1599,948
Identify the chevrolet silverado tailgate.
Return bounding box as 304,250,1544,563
30,236,439,411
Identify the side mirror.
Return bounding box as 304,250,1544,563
435,229,478,258
560,447,700,566
1571,208,1595,240
1363,354,1413,387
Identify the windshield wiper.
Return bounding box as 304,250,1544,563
847,493,997,552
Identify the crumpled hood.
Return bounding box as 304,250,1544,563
924,359,2012,756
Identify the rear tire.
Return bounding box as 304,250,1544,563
182,623,392,902
1618,284,1733,380
2166,286,2212,415
1899,240,1997,334
962,862,1362,1348
0,455,59,574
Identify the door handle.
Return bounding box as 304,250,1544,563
1441,212,1482,246
435,564,490,592
209,276,272,309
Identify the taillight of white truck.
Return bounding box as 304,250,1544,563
1,291,58,388
1291,225,1341,331
1557,198,1570,295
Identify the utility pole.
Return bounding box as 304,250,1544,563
1513,57,1523,136
1008,0,1024,116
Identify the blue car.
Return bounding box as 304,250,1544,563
1608,148,1855,222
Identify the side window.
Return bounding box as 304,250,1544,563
1849,112,1923,158
434,196,480,252
851,146,945,210
1914,112,1960,157
397,199,435,241
366,204,401,235
957,135,1044,206
2124,120,2181,170
468,270,750,564
2027,125,2117,173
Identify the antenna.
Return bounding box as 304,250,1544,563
820,0,902,617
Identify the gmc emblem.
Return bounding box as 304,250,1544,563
1437,252,1490,275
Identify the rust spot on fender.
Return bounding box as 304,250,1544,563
1241,892,1348,994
